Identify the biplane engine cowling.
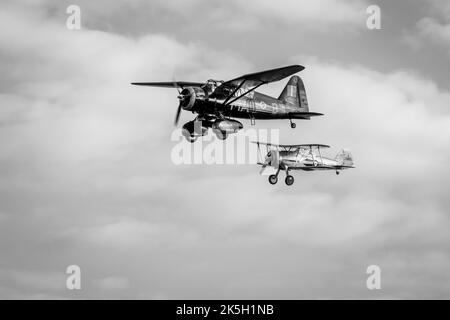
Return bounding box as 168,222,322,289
266,150,280,168
179,87,206,111
212,119,243,134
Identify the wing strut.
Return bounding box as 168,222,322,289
223,81,267,106
222,79,246,106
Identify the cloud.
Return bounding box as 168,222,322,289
416,17,450,46
1,0,450,299
404,0,450,52
15,0,368,35
95,277,130,291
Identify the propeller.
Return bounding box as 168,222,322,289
174,100,182,126
172,76,183,126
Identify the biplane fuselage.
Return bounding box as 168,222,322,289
278,150,344,171
255,142,354,185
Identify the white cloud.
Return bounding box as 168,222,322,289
404,0,450,51
95,277,130,290
417,17,450,45
1,0,450,299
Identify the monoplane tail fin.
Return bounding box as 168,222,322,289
278,76,309,112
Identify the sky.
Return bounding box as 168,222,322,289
0,0,450,299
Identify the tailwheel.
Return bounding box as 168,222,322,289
289,119,296,129
268,175,278,185
285,175,294,186
336,171,340,175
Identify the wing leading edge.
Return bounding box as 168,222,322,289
131,81,204,88
252,142,330,149
210,65,305,104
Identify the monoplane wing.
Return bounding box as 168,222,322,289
131,81,204,88
210,65,305,105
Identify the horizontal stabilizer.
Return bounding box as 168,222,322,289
288,111,324,119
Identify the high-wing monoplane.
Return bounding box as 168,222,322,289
254,142,354,185
132,65,322,142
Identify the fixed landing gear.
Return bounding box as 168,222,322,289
289,119,296,129
213,129,228,140
285,169,294,186
268,168,281,185
268,169,294,186
336,171,340,175
181,127,198,143
268,175,278,185
185,134,197,143
182,119,207,143
285,175,294,186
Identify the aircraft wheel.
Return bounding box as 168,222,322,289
290,122,296,129
336,171,340,175
186,135,197,143
285,175,294,186
268,175,278,185
182,129,197,143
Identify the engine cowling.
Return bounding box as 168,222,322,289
179,87,206,111
211,119,243,134
265,150,280,168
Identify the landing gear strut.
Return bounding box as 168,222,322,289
268,168,280,185
289,119,296,129
285,169,294,186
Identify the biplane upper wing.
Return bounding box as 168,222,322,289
253,142,330,150
131,81,204,88
210,65,305,105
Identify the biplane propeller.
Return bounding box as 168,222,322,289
132,65,323,142
253,142,354,186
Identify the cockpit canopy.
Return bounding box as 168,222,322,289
203,79,224,95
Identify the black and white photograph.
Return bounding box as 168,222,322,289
0,0,450,308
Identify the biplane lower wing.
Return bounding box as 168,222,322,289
253,142,330,149
290,164,355,171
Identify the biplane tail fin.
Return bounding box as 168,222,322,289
278,75,309,112
335,149,354,167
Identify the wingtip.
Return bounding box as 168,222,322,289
293,64,305,72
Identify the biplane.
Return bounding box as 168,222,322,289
132,65,323,142
254,142,354,185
